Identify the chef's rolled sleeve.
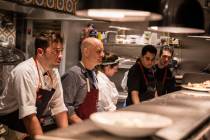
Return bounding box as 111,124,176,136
19,106,37,119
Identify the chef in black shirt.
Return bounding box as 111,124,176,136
126,45,157,105
155,46,176,96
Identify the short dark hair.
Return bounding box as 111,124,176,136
34,31,63,55
141,45,157,56
159,45,174,57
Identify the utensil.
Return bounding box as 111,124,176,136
90,111,172,137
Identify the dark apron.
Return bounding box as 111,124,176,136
156,68,168,96
139,62,156,101
75,62,99,120
34,58,56,131
0,58,55,133
75,88,98,120
36,88,55,129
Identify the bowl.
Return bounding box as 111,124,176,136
90,111,172,137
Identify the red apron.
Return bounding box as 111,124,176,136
75,88,98,120
75,62,99,120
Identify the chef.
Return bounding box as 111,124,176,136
126,45,157,105
97,52,119,112
155,46,176,95
0,32,68,137
62,37,104,123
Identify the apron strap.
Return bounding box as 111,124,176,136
80,61,98,91
162,68,168,86
138,61,150,86
34,57,53,91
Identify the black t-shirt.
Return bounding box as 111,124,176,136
155,64,176,96
126,62,156,105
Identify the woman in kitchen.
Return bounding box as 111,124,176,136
97,52,120,112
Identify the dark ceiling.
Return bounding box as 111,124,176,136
77,0,162,13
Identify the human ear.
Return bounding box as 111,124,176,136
37,48,44,55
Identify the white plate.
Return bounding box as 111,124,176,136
181,84,210,92
90,111,172,137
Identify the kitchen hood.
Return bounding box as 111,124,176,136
0,0,91,21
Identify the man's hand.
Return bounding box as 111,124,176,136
131,90,141,104
69,113,82,124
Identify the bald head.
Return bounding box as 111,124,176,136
81,37,103,52
81,37,104,69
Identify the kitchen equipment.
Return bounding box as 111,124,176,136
181,84,210,92
142,31,152,44
181,72,210,92
0,46,25,94
90,111,172,137
105,31,117,43
148,26,205,34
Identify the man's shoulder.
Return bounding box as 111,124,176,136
70,65,81,72
62,65,82,79
12,58,35,74
129,63,140,72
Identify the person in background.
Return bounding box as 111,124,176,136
126,45,157,106
0,32,68,137
97,52,120,112
155,46,176,96
62,37,104,124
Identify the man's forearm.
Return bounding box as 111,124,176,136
131,90,141,104
23,114,43,136
54,111,68,128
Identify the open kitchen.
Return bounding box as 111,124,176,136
0,0,210,140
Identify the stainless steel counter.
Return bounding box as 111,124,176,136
36,90,210,140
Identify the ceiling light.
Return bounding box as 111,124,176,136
76,9,154,22
76,0,163,22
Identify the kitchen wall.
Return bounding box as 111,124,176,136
0,25,16,46
8,0,76,14
0,19,16,46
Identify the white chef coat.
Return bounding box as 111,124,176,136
97,71,119,112
0,58,67,119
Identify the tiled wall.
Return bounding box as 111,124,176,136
19,0,76,14
0,25,16,46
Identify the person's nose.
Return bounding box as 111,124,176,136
149,61,153,65
101,51,105,57
57,51,63,60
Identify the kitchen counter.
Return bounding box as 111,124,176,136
36,90,210,140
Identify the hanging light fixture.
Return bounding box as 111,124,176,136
75,0,163,22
